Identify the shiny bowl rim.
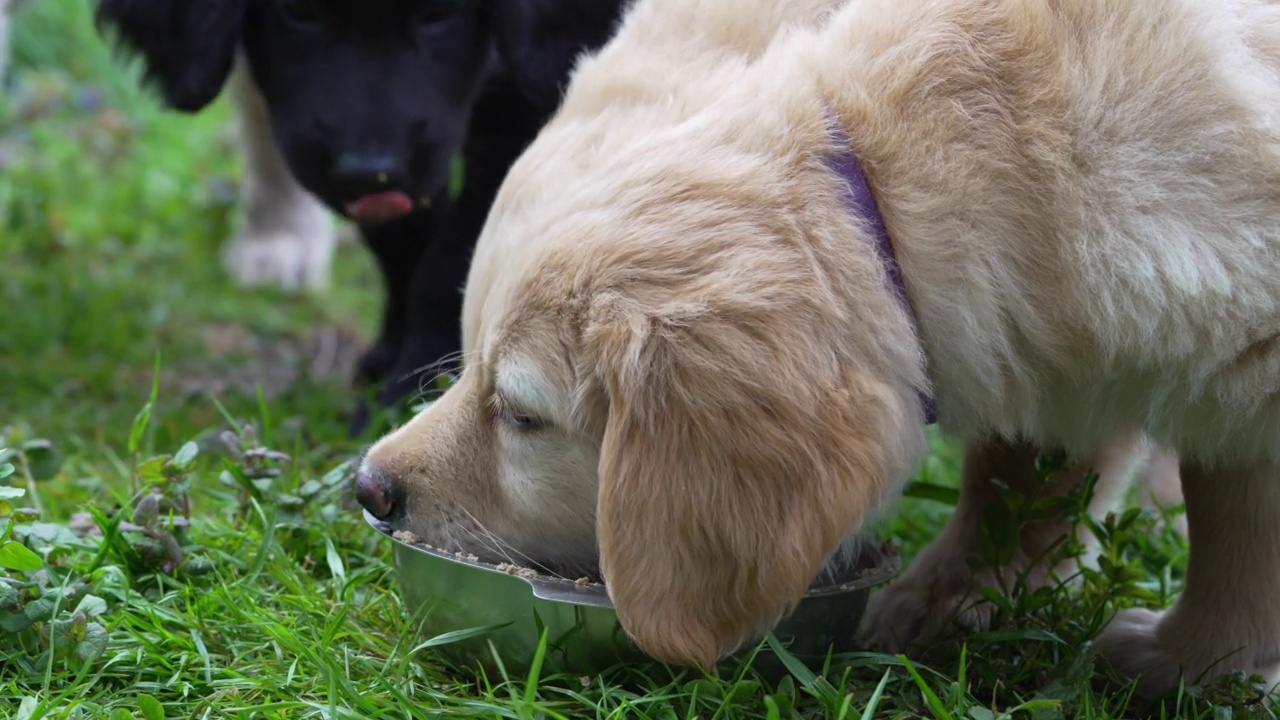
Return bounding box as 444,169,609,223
365,510,900,610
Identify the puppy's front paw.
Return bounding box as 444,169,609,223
222,229,334,291
1096,606,1280,699
1095,608,1183,698
858,550,994,654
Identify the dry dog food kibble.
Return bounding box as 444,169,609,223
392,530,420,545
495,562,543,581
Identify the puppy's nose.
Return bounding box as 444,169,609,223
354,465,401,519
333,151,406,194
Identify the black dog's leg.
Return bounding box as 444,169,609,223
354,82,550,434
353,211,438,387
372,203,469,407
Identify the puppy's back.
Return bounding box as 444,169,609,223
557,0,849,121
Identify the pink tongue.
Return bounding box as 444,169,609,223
346,191,414,222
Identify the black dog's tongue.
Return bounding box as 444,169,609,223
346,191,414,222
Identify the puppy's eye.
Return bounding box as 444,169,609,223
503,413,542,432
280,0,322,27
491,395,544,433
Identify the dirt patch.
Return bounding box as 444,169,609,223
144,321,368,401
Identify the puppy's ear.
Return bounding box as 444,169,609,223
487,0,625,110
94,0,245,112
589,310,907,668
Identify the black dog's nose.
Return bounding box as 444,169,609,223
333,151,406,194
355,465,401,519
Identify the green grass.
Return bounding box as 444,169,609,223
1,3,1275,718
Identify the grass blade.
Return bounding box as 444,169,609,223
900,655,958,720
859,669,894,720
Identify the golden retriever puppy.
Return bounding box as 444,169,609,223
358,0,1280,697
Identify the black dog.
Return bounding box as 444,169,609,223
93,0,626,432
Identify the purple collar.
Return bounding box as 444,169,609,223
824,115,938,425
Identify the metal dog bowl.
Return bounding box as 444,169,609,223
366,511,900,676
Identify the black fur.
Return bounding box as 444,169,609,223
94,0,245,112
93,0,627,434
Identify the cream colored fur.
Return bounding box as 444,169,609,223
362,0,1280,698
222,53,343,292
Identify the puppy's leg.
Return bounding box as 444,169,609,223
1133,445,1187,537
222,55,337,292
369,221,466,410
1096,457,1280,698
352,212,435,389
860,434,1145,653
